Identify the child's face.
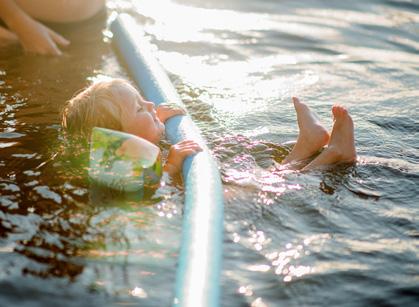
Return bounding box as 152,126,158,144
119,85,165,144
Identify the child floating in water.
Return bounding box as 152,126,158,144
281,97,356,170
61,78,202,181
62,78,356,188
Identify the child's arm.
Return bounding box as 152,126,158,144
164,140,202,177
0,0,69,55
156,103,201,176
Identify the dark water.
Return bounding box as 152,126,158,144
1,0,418,306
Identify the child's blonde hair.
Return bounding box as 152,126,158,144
62,78,135,137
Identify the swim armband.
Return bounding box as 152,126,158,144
88,127,162,192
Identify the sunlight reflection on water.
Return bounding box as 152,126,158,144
0,0,418,306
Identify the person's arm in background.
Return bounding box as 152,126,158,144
0,23,17,42
0,0,69,55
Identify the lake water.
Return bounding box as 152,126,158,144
0,0,418,306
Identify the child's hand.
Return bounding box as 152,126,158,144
156,102,186,123
164,140,202,176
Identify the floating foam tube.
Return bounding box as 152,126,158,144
111,15,224,307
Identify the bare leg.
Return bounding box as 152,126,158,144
282,97,329,164
302,105,356,171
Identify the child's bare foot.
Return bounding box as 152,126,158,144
302,105,356,171
282,97,329,164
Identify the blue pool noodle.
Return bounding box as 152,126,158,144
111,15,224,307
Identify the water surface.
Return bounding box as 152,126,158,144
1,0,418,306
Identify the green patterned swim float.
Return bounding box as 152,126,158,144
88,127,162,192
